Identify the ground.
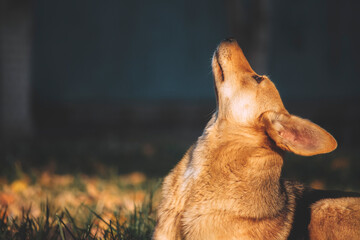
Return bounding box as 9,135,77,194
0,135,359,239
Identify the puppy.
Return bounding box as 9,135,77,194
153,39,360,240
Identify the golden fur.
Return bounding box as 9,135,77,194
153,39,360,240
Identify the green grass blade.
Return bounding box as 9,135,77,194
56,214,66,240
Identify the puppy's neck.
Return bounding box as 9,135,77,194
200,122,286,218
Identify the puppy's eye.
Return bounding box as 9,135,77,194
252,75,264,84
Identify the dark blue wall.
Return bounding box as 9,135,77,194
270,0,360,99
32,0,360,103
33,0,228,102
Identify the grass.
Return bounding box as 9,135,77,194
0,146,162,240
0,197,156,239
0,172,159,240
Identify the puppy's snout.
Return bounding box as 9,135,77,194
215,38,254,75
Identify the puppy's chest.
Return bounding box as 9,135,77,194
181,208,292,240
179,172,293,240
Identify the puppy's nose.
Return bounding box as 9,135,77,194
222,38,237,44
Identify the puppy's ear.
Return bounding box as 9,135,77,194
261,111,337,156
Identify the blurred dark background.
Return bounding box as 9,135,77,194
0,0,359,187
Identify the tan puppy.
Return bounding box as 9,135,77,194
153,39,360,240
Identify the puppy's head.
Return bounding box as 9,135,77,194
211,38,337,156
